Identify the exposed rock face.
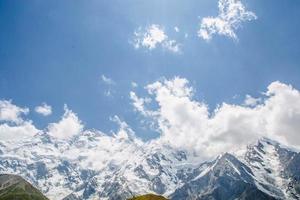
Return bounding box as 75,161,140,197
171,138,300,200
171,153,275,200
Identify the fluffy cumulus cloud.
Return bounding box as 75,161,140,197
47,105,83,140
2,78,300,161
132,24,181,53
0,101,84,141
35,103,52,116
0,122,39,141
198,0,257,41
130,77,300,160
0,100,39,141
0,100,29,124
0,100,134,144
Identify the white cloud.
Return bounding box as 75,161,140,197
0,100,39,141
244,94,261,106
131,81,138,88
133,24,181,53
174,26,180,32
198,0,257,41
104,90,112,97
0,121,39,141
130,92,153,116
110,115,136,140
35,103,52,116
131,77,300,160
47,105,83,140
162,40,181,53
101,75,115,85
0,103,83,142
2,77,300,162
101,75,116,97
0,100,29,124
133,24,167,50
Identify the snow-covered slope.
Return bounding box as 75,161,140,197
0,132,299,200
0,131,203,200
171,138,300,200
238,138,300,199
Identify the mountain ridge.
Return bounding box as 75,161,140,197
0,133,299,200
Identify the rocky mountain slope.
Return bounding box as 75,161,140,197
0,131,299,200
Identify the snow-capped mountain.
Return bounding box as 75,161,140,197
0,131,299,200
0,130,201,200
171,138,300,200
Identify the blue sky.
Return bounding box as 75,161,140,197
0,0,300,140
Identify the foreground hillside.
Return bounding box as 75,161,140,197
0,174,49,200
0,133,299,199
128,194,168,200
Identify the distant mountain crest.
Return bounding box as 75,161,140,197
0,134,299,200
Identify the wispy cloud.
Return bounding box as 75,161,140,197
198,0,257,41
244,94,261,106
104,90,113,97
132,24,181,53
101,75,116,97
35,103,52,116
131,81,138,88
101,75,115,85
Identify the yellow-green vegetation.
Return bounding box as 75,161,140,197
0,175,48,200
128,194,168,200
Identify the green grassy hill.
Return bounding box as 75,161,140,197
128,194,168,200
0,174,48,200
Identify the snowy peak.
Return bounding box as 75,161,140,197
171,153,272,199
171,138,300,200
239,137,300,199
0,135,300,200
214,153,253,179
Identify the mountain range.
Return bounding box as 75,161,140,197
0,131,299,200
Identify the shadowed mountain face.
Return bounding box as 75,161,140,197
0,134,299,200
171,138,300,200
170,153,276,200
0,174,49,200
